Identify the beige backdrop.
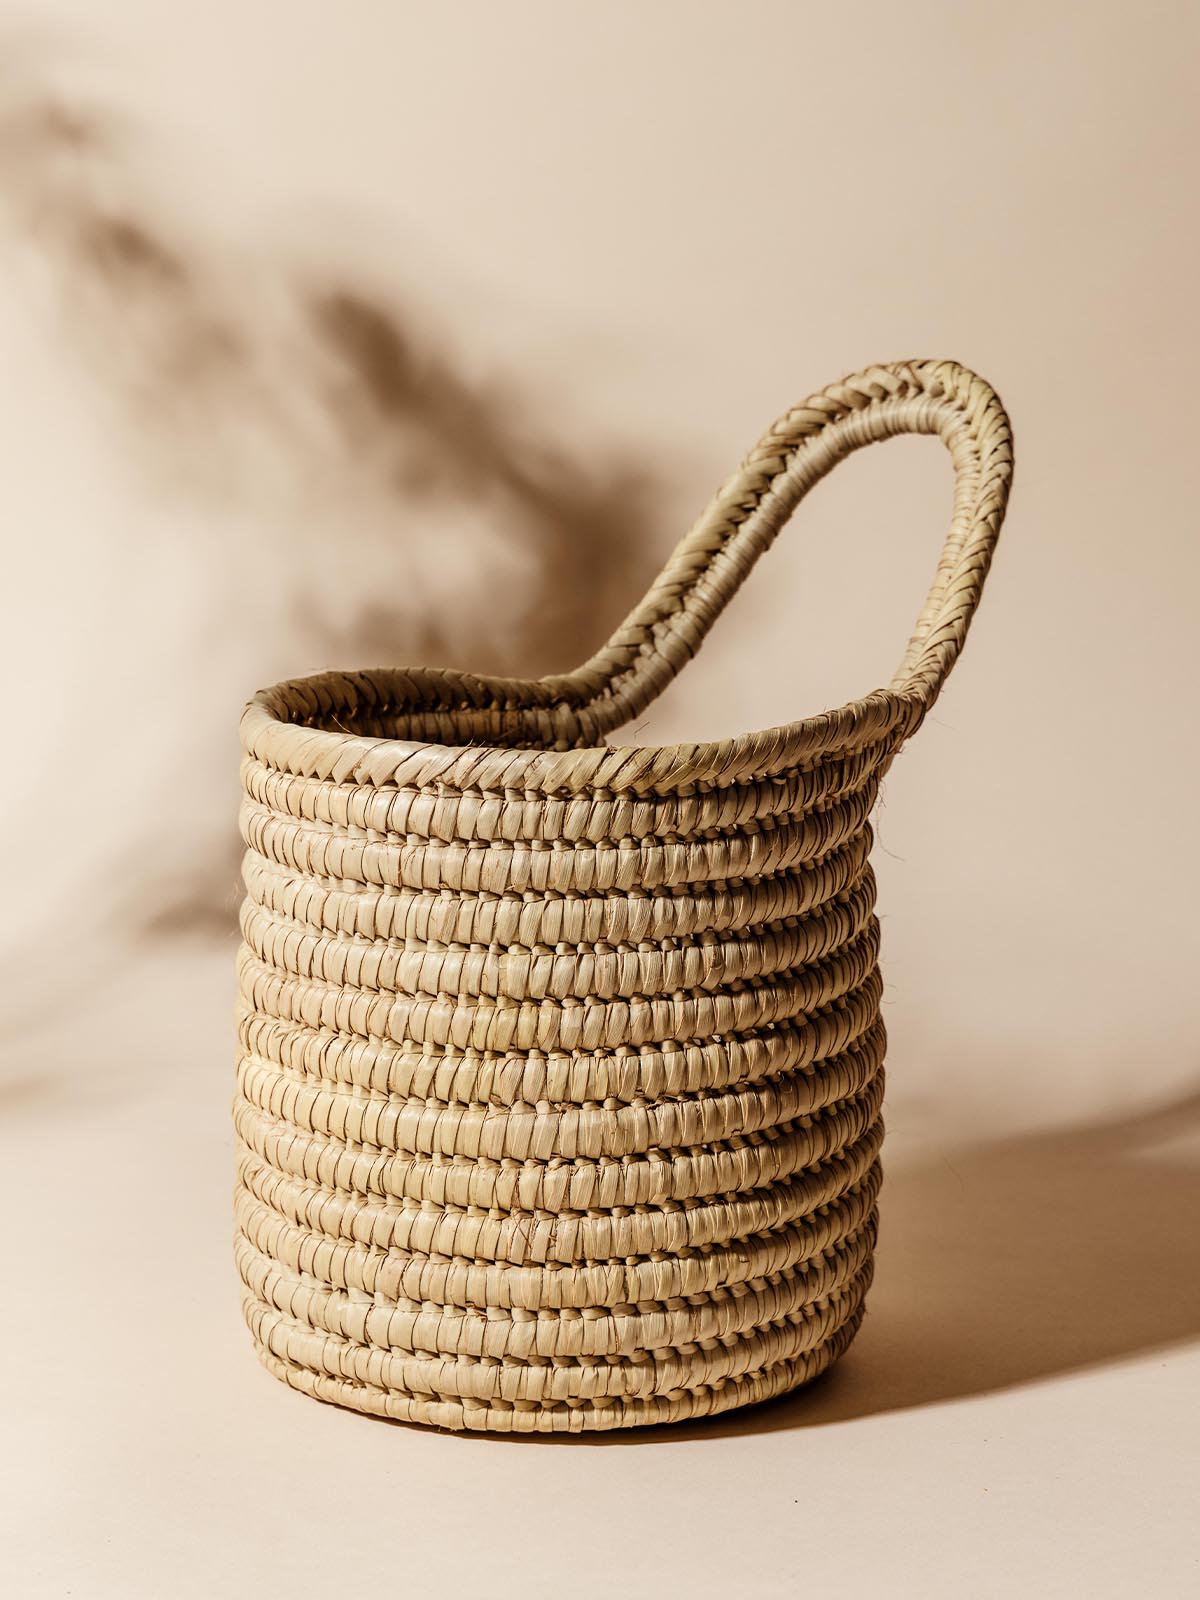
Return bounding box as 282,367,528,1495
1,3,1197,1597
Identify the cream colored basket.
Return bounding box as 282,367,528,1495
234,358,1013,1433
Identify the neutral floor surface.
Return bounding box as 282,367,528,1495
4,944,1197,1600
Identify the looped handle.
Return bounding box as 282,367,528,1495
550,359,1013,741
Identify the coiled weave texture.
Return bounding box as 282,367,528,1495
234,359,1013,1432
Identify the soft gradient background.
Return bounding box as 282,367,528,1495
1,4,1197,1596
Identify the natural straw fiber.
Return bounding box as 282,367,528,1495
234,358,1014,1432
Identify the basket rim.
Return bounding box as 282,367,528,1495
241,675,922,796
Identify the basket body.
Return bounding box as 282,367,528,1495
234,360,1013,1432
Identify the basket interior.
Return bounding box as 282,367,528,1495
259,665,597,754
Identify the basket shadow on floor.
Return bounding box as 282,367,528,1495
692,1077,1200,1439
468,1077,1200,1446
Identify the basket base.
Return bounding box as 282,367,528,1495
246,1300,868,1435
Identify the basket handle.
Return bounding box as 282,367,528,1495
547,359,1013,739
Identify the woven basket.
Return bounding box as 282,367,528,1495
234,358,1013,1433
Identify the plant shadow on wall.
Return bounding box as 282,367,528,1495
0,66,668,941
